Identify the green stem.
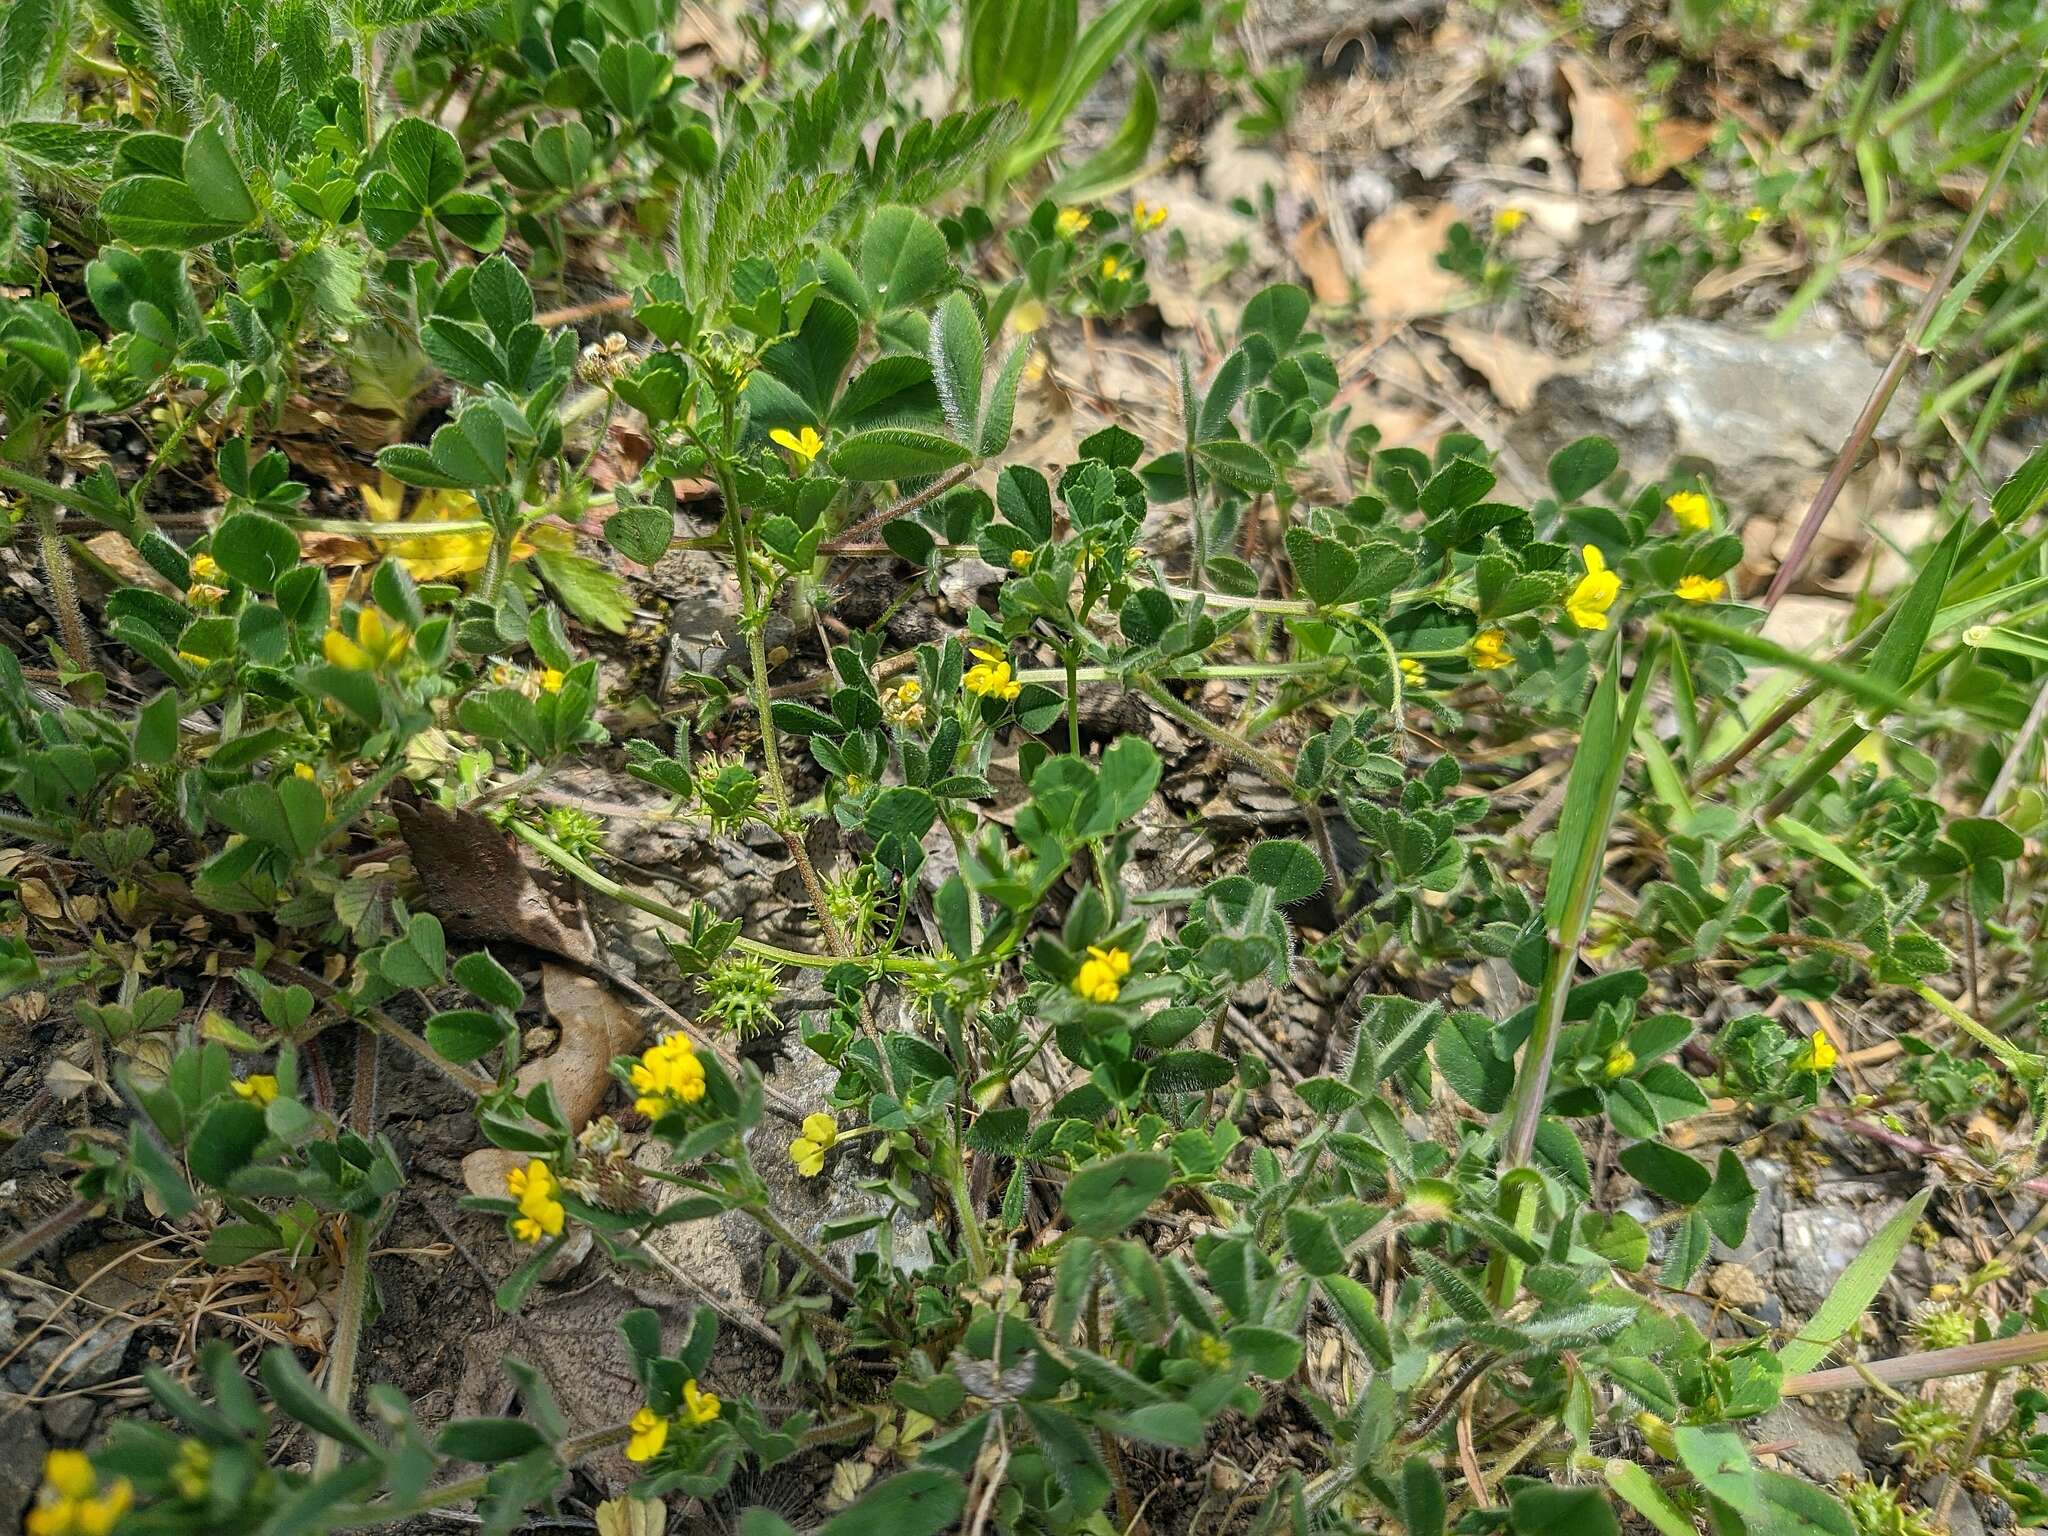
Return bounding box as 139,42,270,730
748,1200,858,1304
0,811,68,842
0,461,120,521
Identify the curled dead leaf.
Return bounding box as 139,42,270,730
1560,58,1713,194
460,965,643,1198
392,787,597,966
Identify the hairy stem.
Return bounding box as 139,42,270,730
32,498,91,683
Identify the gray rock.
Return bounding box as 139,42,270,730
6,1317,129,1393
1507,319,1914,504
41,1394,96,1440
1776,1197,1908,1319
1752,1400,1867,1484
0,1411,49,1531
1917,1477,1986,1536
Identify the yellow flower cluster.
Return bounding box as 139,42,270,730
506,1159,566,1245
1470,629,1512,670
881,677,927,729
1073,945,1131,1004
1055,207,1090,239
964,646,1021,701
1566,545,1620,631
1398,657,1426,687
232,1074,279,1104
1666,490,1711,532
26,1452,132,1536
770,425,824,468
790,1112,838,1177
361,474,531,584
1099,255,1132,282
630,1034,707,1120
323,607,411,672
1132,200,1167,232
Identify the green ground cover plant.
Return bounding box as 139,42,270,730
3,2,2048,1534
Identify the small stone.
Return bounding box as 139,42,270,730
1706,1262,1768,1310
1751,1401,1867,1485
0,1413,49,1531
1918,1477,1987,1536
41,1395,96,1440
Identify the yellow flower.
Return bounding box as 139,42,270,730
1745,205,1766,223
1565,545,1620,631
681,1379,721,1426
1471,629,1512,670
232,1074,279,1104
1009,548,1033,570
1398,657,1426,687
539,667,565,692
293,762,318,781
624,1406,669,1463
186,581,226,608
881,677,926,729
1666,490,1712,531
1133,200,1168,232
629,1035,706,1120
362,472,528,584
1492,207,1526,234
1099,255,1131,282
1603,1044,1636,1079
769,425,825,468
1073,945,1130,1004
790,1112,839,1178
1056,207,1090,239
189,552,221,583
1192,1333,1231,1368
170,1440,212,1502
323,607,411,671
964,646,1022,701
1674,574,1725,603
1793,1030,1838,1074
26,1452,132,1536
506,1159,566,1245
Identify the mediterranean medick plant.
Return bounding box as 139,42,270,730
5,2,2048,1535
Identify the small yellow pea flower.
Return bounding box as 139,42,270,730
1133,200,1168,232
790,1112,839,1178
1493,207,1526,235
1745,205,1766,223
1603,1044,1636,1079
188,552,222,583
1073,945,1130,1005
1470,629,1512,670
964,646,1022,701
769,425,825,469
1100,255,1132,282
624,1406,669,1463
170,1441,212,1502
323,607,411,671
1056,207,1090,239
1666,490,1712,531
1398,657,1426,687
1192,1333,1232,1368
1009,548,1033,570
630,1035,706,1119
506,1159,566,1245
1674,574,1725,603
1565,545,1620,631
681,1379,721,1425
26,1451,132,1536
293,762,318,781
1793,1030,1838,1074
539,667,565,692
881,676,927,729
232,1074,279,1105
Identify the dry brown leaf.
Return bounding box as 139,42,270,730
18,877,62,920
1438,324,1559,414
392,787,597,966
1560,58,1713,193
1358,203,1465,324
82,532,176,594
1289,216,1351,304
461,964,644,1197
